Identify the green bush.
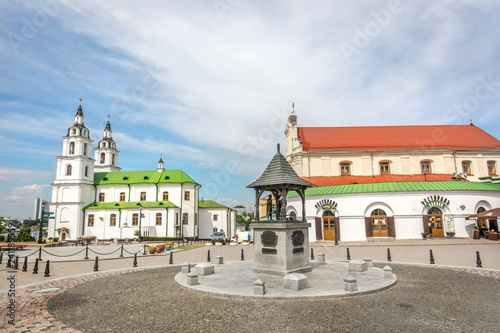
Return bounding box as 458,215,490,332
16,227,35,242
142,237,184,242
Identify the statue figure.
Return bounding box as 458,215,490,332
266,195,273,220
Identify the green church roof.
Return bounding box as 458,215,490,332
287,181,500,198
84,201,179,210
198,200,231,209
94,170,198,186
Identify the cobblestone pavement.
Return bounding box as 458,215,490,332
1,263,499,332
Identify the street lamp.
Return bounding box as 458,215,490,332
38,202,45,244
138,204,142,242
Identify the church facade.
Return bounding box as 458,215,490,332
284,112,500,241
48,103,235,241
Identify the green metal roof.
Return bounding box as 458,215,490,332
84,201,179,210
287,181,500,198
198,200,230,209
94,170,198,186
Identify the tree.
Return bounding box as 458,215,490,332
234,205,245,208
236,211,252,231
16,227,35,242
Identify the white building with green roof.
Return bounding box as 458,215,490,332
48,103,235,241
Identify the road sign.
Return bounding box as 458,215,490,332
45,216,55,219
43,212,54,216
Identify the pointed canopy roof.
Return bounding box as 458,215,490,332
247,144,312,189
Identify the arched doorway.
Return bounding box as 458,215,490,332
427,207,444,236
61,232,66,241
371,209,388,237
289,211,296,220
323,210,336,241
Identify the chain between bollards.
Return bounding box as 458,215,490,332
476,251,482,268
33,258,39,274
207,250,211,262
84,244,89,260
429,249,435,264
311,248,314,260
169,251,173,265
346,248,351,260
241,249,245,261
94,257,99,272
119,244,124,258
44,260,50,277
387,248,392,262
22,256,28,272
133,253,137,267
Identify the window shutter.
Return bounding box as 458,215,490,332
365,217,373,237
315,217,322,240
387,216,396,237
334,217,340,241
423,215,429,234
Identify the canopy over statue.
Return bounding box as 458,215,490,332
247,143,312,221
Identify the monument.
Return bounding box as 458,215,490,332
247,144,313,276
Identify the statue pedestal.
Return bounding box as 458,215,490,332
252,221,312,276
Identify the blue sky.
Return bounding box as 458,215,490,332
1,0,500,218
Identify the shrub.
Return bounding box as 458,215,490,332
0,235,5,242
142,237,184,242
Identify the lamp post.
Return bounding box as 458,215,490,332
38,202,45,244
138,204,143,242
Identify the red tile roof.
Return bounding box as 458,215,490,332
298,125,500,151
303,174,457,187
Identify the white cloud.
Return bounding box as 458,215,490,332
0,167,54,182
197,162,216,169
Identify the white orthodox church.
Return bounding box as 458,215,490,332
48,103,235,241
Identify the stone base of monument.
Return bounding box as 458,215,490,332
252,221,312,276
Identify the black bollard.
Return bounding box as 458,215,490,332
0,251,3,264
94,257,99,272
133,253,137,267
311,248,314,260
44,260,50,277
119,244,124,258
207,250,211,262
38,246,42,260
84,244,89,260
476,251,482,268
347,248,351,260
241,249,245,261
387,248,392,262
6,255,12,268
22,257,28,272
169,251,173,265
14,256,19,270
143,245,147,255
429,249,435,264
33,258,39,274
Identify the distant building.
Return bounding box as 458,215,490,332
48,102,235,241
284,111,500,241
33,197,50,220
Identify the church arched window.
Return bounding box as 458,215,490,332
72,128,76,135
112,154,115,165
66,164,72,176
83,143,88,156
85,166,89,177
69,142,75,155
100,153,105,164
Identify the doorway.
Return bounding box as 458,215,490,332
427,207,444,236
61,232,66,241
323,210,336,241
371,209,388,237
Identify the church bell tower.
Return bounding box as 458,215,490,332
94,115,121,172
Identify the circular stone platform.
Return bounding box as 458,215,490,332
175,261,397,300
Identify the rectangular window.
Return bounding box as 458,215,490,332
110,214,116,227
213,214,218,221
140,192,146,201
488,161,497,176
163,191,169,201
184,191,190,201
119,192,125,202
156,213,162,226
462,161,472,175
182,213,188,224
380,162,390,175
99,193,105,202
421,161,431,174
132,213,138,226
340,163,351,176
88,215,94,227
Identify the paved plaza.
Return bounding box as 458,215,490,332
1,239,499,332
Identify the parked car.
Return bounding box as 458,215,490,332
211,231,226,245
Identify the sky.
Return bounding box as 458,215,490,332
1,0,500,219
